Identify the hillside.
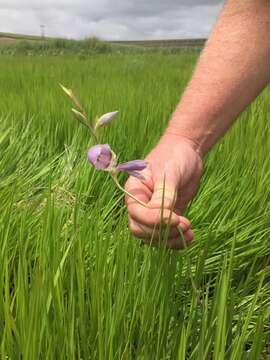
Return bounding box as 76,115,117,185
111,38,206,48
0,32,45,42
0,32,206,49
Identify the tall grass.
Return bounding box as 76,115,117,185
0,53,270,358
0,37,201,56
0,37,112,56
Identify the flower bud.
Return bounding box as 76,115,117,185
95,111,119,128
117,160,147,172
87,144,113,170
117,160,147,179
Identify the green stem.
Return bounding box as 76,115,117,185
81,119,98,142
81,113,99,142
111,174,149,208
71,111,99,142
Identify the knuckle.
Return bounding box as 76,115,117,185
151,211,170,227
124,177,134,191
180,217,191,227
162,212,173,225
152,213,160,224
163,214,170,223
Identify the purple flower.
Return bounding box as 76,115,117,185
87,144,113,170
96,111,119,128
87,145,147,180
117,160,147,179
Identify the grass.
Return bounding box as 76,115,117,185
0,37,112,56
0,53,270,359
0,33,203,56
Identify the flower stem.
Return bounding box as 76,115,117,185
71,108,99,142
111,174,149,208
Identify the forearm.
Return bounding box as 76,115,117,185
166,0,270,156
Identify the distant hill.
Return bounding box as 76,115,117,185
0,32,46,42
110,38,207,49
0,32,206,49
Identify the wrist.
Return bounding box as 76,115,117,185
161,129,204,160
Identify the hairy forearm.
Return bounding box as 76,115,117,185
166,0,270,156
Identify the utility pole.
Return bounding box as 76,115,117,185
40,25,45,39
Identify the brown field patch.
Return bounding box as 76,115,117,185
0,37,19,43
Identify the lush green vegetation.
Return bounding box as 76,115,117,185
0,53,270,359
0,37,112,56
0,33,203,55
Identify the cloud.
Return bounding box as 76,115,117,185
0,0,224,40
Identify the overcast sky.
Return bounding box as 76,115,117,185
0,0,224,40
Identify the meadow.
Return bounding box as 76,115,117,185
0,52,270,359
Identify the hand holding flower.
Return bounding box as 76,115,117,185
61,84,198,250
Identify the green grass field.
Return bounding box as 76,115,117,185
0,53,270,359
0,33,204,55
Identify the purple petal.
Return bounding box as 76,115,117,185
117,160,147,172
98,111,119,127
87,144,112,170
127,171,145,180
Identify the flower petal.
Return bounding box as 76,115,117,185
87,144,112,170
117,160,147,172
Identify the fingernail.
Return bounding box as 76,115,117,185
179,221,189,232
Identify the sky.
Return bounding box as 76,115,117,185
0,0,224,40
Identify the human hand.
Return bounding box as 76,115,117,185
125,134,203,250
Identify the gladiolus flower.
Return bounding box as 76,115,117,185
87,144,113,170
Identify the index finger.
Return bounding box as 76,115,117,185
125,175,180,228
125,168,153,206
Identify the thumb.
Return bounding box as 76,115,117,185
148,171,180,210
